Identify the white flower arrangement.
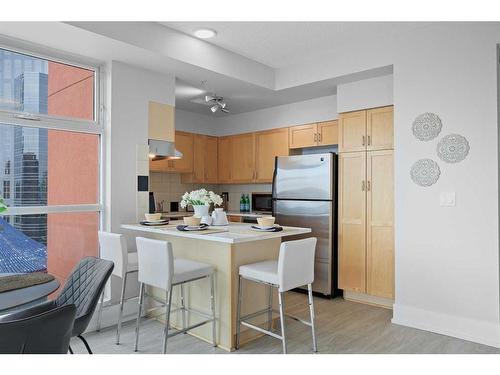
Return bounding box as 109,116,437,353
180,189,223,208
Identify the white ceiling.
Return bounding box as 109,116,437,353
161,22,430,69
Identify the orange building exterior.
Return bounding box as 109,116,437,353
46,62,99,283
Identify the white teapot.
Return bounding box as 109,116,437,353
211,208,229,226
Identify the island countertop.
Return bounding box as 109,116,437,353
121,221,311,244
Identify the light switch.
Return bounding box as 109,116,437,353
440,192,456,206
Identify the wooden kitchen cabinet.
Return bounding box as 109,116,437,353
150,131,193,173
338,152,367,293
230,133,256,183
289,121,339,149
339,106,393,152
204,136,218,183
181,134,218,183
339,110,367,153
171,131,194,173
366,106,394,151
317,120,338,146
338,108,394,302
366,150,394,298
217,136,232,183
255,128,289,183
289,123,318,149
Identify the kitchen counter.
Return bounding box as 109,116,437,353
121,221,312,351
121,221,308,244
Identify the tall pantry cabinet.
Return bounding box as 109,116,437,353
338,106,394,302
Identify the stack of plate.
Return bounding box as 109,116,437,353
140,218,169,226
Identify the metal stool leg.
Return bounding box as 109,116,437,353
308,284,318,352
96,290,105,332
267,284,273,331
235,275,243,350
162,287,173,354
278,291,287,354
78,335,93,354
180,283,187,332
210,273,217,347
134,283,145,352
116,273,128,345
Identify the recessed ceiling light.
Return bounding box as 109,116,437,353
194,28,217,39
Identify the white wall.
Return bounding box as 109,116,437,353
215,95,337,136
389,24,500,347
107,61,175,234
175,108,219,136
337,74,393,113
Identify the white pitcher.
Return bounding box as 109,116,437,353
211,208,229,226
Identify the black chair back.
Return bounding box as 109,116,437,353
55,256,114,336
0,304,76,354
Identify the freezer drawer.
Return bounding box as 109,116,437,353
274,200,333,261
273,154,333,200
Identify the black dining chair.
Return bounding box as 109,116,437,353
3,257,114,354
0,303,76,354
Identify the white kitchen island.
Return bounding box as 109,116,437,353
121,221,311,351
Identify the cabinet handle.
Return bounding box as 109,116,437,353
318,133,322,142
367,181,371,191
367,135,371,146
362,136,366,146
361,181,365,191
314,133,317,142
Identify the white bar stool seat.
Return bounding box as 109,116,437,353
173,259,214,284
239,261,278,285
134,237,216,354
236,237,318,354
96,231,139,345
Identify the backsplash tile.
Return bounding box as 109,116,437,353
150,172,272,213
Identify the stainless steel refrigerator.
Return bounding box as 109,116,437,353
272,153,338,297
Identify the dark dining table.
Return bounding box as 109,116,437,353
0,274,60,314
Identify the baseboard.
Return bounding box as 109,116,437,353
392,303,500,348
344,290,394,309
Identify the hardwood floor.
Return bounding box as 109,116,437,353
72,292,500,354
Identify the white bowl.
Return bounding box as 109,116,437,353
257,216,275,227
145,213,162,222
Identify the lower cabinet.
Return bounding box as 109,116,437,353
338,150,394,299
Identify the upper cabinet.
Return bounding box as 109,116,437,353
339,106,393,153
289,120,339,149
231,133,256,183
150,131,193,173
217,136,232,183
317,120,339,146
181,134,218,184
148,102,175,142
366,106,394,151
255,128,289,183
289,123,318,149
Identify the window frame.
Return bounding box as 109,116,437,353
0,42,104,225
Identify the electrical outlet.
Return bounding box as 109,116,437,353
440,192,456,206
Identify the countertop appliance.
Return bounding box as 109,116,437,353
251,193,272,214
272,153,338,297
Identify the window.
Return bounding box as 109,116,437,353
0,46,102,284
3,180,10,199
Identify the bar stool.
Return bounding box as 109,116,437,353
134,237,216,354
236,237,318,354
96,231,139,344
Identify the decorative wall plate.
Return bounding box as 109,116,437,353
410,159,441,187
437,134,470,163
412,112,442,141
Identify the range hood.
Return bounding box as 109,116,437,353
149,139,183,160
148,101,182,160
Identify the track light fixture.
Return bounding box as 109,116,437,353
205,93,229,114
